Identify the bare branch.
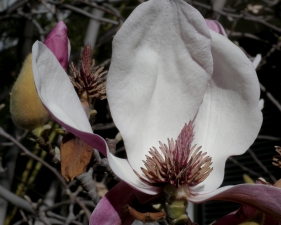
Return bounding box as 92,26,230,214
0,185,35,214
0,127,68,189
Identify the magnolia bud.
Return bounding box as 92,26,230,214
10,22,69,130
10,54,49,130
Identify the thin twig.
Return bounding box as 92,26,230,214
76,0,123,20
0,185,35,214
248,149,277,183
228,157,261,177
56,3,119,25
184,0,281,32
0,126,68,189
257,135,281,141
17,11,45,41
260,83,281,112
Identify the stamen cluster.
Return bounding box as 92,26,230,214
135,122,213,188
69,45,107,102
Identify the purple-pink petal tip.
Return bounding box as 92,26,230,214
205,19,227,37
44,21,69,70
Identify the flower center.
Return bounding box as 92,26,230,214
134,122,213,188
69,45,107,103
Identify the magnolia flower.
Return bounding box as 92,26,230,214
31,0,281,224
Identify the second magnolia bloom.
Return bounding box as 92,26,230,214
106,0,262,196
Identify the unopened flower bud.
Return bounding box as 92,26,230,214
10,22,69,130
10,54,49,130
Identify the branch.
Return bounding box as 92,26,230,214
185,0,281,32
260,83,281,112
228,157,261,177
0,185,35,214
0,127,68,189
76,168,100,206
55,3,119,25
76,0,124,20
248,149,277,183
92,149,119,181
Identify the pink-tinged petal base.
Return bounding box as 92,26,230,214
189,184,281,221
205,19,227,36
44,21,69,70
213,204,280,225
90,181,135,225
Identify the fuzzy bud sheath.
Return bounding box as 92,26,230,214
10,54,49,130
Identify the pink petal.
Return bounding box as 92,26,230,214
213,205,258,225
213,204,280,225
90,181,135,225
205,19,227,36
189,184,281,221
44,21,69,70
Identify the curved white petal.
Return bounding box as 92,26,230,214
32,41,107,156
107,155,161,195
192,30,262,193
107,0,213,175
32,41,159,194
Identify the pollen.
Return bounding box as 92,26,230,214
134,122,213,188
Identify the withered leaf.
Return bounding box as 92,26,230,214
60,133,93,181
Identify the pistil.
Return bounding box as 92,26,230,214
134,122,213,189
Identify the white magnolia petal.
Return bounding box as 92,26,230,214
32,41,91,133
32,41,107,156
107,0,213,175
192,30,262,194
32,41,157,190
189,185,233,202
107,153,160,195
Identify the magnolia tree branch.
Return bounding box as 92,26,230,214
228,157,262,178
77,0,124,20
248,149,277,183
56,3,119,25
76,168,100,206
257,135,281,141
260,83,281,112
0,127,68,189
184,0,281,32
84,8,105,49
0,185,35,214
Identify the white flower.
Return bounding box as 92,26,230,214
32,0,262,209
